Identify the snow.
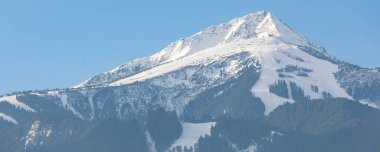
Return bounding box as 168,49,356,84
256,13,309,46
171,122,216,149
25,120,40,148
251,40,352,115
88,93,95,120
29,91,85,119
42,91,84,119
145,132,157,152
56,93,84,119
215,90,224,97
359,100,379,109
224,19,246,41
109,40,253,86
45,128,52,137
238,144,258,152
271,131,283,137
0,113,18,125
24,120,53,149
152,72,192,88
225,59,241,76
78,89,96,120
75,11,268,88
0,95,36,113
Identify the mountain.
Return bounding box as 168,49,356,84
75,12,315,89
1,11,380,152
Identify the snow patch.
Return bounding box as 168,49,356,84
225,59,241,76
171,122,216,149
55,93,84,119
224,19,246,41
359,100,379,109
24,120,53,149
0,113,18,125
0,95,36,113
145,131,157,152
25,120,40,148
238,144,258,152
214,90,224,97
78,89,97,120
271,131,283,137
251,41,352,115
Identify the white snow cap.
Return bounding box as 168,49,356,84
75,11,314,88
136,11,309,64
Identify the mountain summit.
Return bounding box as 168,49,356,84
75,11,322,88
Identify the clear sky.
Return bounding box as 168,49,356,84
1,0,379,94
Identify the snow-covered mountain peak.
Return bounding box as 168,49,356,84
75,12,316,88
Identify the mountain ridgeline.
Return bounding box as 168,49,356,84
1,11,380,152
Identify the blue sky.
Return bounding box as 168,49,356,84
0,0,379,94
